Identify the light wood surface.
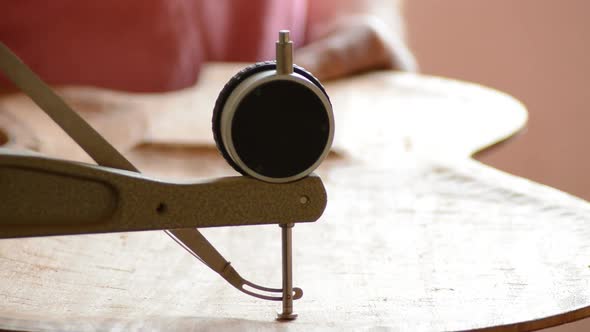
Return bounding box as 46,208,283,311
1,64,589,331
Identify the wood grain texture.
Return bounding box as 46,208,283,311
0,64,589,331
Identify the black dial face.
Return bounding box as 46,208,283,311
231,79,330,179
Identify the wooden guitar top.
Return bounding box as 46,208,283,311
0,64,588,331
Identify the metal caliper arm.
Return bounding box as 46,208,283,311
0,149,326,239
0,41,320,301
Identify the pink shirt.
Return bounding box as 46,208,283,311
0,0,308,92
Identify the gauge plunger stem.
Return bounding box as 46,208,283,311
276,30,294,75
275,30,298,321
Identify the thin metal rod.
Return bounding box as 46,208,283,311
0,42,136,171
277,223,297,320
276,30,293,75
282,225,293,313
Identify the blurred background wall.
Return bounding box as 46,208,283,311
404,1,589,330
405,0,590,201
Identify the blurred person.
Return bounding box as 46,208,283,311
0,0,416,92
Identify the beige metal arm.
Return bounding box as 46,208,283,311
0,149,326,238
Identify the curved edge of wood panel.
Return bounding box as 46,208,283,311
463,91,590,331
469,306,590,332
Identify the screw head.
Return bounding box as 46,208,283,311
299,196,309,204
